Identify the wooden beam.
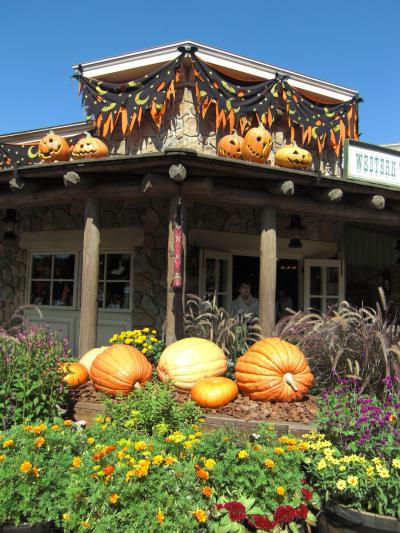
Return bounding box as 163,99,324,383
357,194,385,210
9,176,41,193
78,197,100,356
165,196,186,345
313,188,344,203
265,180,294,196
182,181,400,228
259,208,276,337
169,164,187,182
141,173,178,195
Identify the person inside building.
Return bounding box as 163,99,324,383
276,289,293,321
232,281,259,315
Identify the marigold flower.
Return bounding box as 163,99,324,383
152,455,164,466
32,466,39,478
20,461,32,473
87,437,95,445
276,486,285,496
104,445,116,453
253,444,262,451
24,425,34,432
134,441,147,451
35,437,45,448
3,440,14,448
82,521,90,529
202,486,213,497
196,468,209,481
96,416,105,424
264,459,275,469
103,465,115,476
125,470,135,481
156,510,165,523
164,456,176,465
33,424,47,433
0,454,4,461
297,442,309,450
184,441,193,449
51,425,60,431
63,420,73,427
237,450,249,459
274,447,284,454
109,493,119,504
72,456,81,468
193,509,207,523
204,458,216,469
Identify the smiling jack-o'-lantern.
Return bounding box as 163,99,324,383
241,123,272,164
217,130,244,159
275,142,313,170
38,131,70,163
71,134,109,160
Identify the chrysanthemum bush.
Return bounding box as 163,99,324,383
301,432,400,519
0,419,82,527
109,327,165,365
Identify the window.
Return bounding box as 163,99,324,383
30,253,76,307
98,253,132,310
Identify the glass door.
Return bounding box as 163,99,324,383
199,250,233,311
304,259,345,313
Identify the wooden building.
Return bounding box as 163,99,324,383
1,41,400,355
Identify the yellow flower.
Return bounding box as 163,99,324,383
87,437,95,445
20,461,32,473
0,455,5,462
63,420,73,427
156,510,165,524
152,455,164,466
3,440,14,448
253,444,262,452
274,447,284,454
82,521,90,529
152,329,157,334
389,414,395,423
109,493,119,504
238,450,249,459
142,348,148,354
392,458,400,469
204,458,216,469
297,442,309,450
184,441,193,449
62,513,70,521
96,416,105,424
366,466,374,476
193,509,207,523
135,441,147,451
35,437,45,448
51,425,60,431
317,459,327,471
339,465,347,472
33,424,47,433
264,459,275,469
276,486,285,496
377,467,390,478
72,456,81,468
125,470,135,482
336,479,347,491
347,475,358,487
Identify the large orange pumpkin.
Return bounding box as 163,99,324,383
235,338,313,402
241,123,272,164
90,344,152,396
157,338,227,391
191,377,238,408
275,142,312,170
61,362,89,389
71,134,109,160
39,131,70,163
217,130,244,159
79,346,108,373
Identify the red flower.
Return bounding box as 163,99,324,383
252,515,275,530
223,501,247,522
301,488,313,502
274,505,297,524
296,504,309,520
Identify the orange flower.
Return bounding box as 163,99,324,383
63,420,73,427
35,437,45,448
51,425,60,431
193,509,207,523
202,486,213,497
196,468,209,481
103,465,115,476
82,521,90,529
264,459,275,469
109,493,119,504
105,445,116,453
3,440,14,448
72,456,82,468
274,447,284,454
32,466,39,478
164,456,176,465
0,455,5,462
134,441,147,451
33,424,47,433
156,510,165,523
92,451,106,462
276,486,285,496
20,461,32,473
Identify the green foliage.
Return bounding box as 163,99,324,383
0,323,71,430
109,327,165,365
102,380,203,436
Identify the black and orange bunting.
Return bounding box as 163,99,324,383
74,47,360,155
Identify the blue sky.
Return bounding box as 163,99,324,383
1,0,399,145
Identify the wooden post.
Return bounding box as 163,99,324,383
259,208,277,337
165,196,187,345
79,197,100,356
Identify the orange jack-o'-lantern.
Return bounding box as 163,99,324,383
241,123,272,164
217,130,244,159
275,142,313,170
71,134,109,160
38,131,70,163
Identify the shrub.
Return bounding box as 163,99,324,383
109,327,165,365
0,321,70,430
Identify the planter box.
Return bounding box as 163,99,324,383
318,503,400,533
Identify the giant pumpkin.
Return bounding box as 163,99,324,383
191,377,238,408
90,344,152,396
235,338,313,402
275,142,312,170
241,123,272,164
79,346,108,373
38,131,70,163
157,338,227,391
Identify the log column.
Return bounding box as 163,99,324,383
259,207,277,336
165,195,186,345
79,197,100,356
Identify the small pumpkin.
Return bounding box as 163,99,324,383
241,123,272,164
275,142,312,170
79,346,108,373
217,130,244,159
71,134,109,160
235,338,314,402
157,338,228,391
191,377,238,408
39,131,70,163
61,361,89,389
90,344,152,396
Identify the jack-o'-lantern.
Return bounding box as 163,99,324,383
241,123,272,164
275,142,313,170
38,131,70,163
71,134,109,160
217,130,244,159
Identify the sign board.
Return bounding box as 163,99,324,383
343,139,400,189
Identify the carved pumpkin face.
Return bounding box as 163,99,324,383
38,132,70,163
71,135,109,160
275,143,313,170
217,131,244,159
241,124,272,164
